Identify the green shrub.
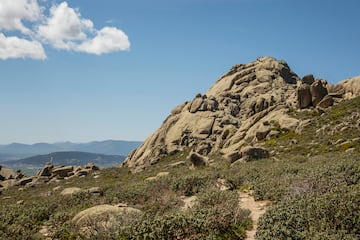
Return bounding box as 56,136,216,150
256,185,360,240
170,172,214,196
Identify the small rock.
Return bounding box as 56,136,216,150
16,200,24,205
156,172,170,178
87,187,102,194
165,161,186,169
60,187,83,195
145,176,158,181
345,148,355,153
181,196,198,210
216,178,235,191
52,186,62,192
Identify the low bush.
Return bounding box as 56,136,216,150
256,185,360,240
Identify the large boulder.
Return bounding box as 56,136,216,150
317,95,334,108
37,162,54,177
310,80,328,106
297,84,312,108
301,74,315,85
52,166,73,178
72,204,142,236
240,146,270,162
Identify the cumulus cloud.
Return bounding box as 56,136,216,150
0,0,42,34
0,33,46,60
37,2,94,50
0,1,130,60
77,27,130,55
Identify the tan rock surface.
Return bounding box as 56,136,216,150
123,57,360,169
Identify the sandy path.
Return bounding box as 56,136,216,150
239,191,271,240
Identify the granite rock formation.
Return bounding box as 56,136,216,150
123,57,360,169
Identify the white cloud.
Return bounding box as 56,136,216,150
0,33,46,60
0,0,42,34
77,27,130,55
0,1,130,60
37,2,94,50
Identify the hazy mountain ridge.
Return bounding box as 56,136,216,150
1,151,125,167
0,140,142,162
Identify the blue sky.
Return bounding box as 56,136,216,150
1,0,359,144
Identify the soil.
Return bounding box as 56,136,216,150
239,190,271,240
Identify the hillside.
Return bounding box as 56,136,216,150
0,57,359,240
0,140,141,162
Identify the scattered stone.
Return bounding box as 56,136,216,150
165,161,186,169
216,178,235,191
60,187,83,195
52,186,62,192
345,148,355,153
181,196,198,210
87,187,102,195
16,200,24,205
156,172,170,178
145,176,158,181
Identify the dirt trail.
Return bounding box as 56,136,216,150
239,191,271,240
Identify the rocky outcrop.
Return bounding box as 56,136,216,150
335,76,360,99
122,57,360,169
0,166,15,181
0,163,100,191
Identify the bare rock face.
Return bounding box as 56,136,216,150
123,57,300,168
335,76,360,99
122,57,360,169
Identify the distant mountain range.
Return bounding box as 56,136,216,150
0,140,142,162
2,151,125,168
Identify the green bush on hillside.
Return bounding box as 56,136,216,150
256,185,360,240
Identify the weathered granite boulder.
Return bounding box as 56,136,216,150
310,80,328,106
240,146,270,162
